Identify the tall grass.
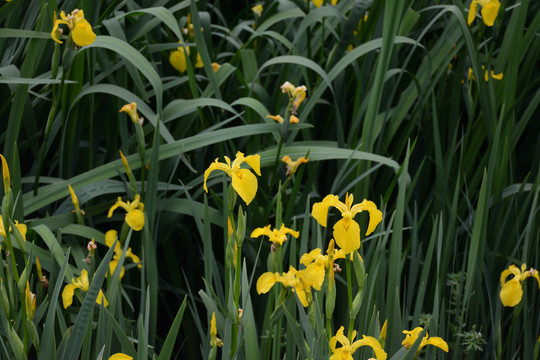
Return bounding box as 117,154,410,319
0,0,539,359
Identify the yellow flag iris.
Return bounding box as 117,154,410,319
170,42,203,73
467,0,500,27
500,263,540,307
312,193,382,254
250,224,299,246
281,155,308,175
51,9,96,46
330,326,387,360
203,151,261,205
401,327,448,353
107,194,145,231
62,270,108,308
105,230,142,279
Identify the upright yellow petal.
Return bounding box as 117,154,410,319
0,154,10,192
105,230,118,248
312,0,323,8
72,18,96,46
231,168,258,205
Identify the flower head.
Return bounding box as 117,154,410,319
330,326,387,360
203,151,261,205
170,42,203,73
266,114,299,124
0,216,27,242
280,82,307,111
51,9,96,46
500,263,540,307
312,193,382,254
281,155,309,175
107,194,145,231
119,102,140,124
210,312,224,347
401,327,448,353
211,62,221,72
256,266,317,307
62,269,108,308
467,0,500,27
105,230,142,279
250,224,299,246
251,4,263,17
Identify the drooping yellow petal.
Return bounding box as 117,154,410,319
108,354,133,360
170,47,188,73
351,200,383,235
423,336,449,352
480,0,500,26
203,160,233,192
71,18,96,46
231,168,258,205
267,114,284,124
303,262,325,291
250,225,272,239
242,154,261,176
333,218,361,254
195,52,203,68
62,284,76,309
500,279,523,307
312,195,339,227
13,221,27,241
125,209,145,231
256,272,278,294
351,336,387,360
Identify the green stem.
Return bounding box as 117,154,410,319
346,260,354,339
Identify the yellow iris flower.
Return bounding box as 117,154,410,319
330,326,387,360
169,42,203,73
312,193,382,254
62,269,108,309
280,81,307,111
105,230,142,279
299,247,346,289
257,265,319,307
281,155,309,175
25,282,36,320
210,312,224,347
250,224,299,246
51,9,96,46
467,66,503,82
0,216,27,242
107,194,145,231
203,151,261,205
401,327,448,353
467,0,500,27
251,4,263,17
500,263,540,307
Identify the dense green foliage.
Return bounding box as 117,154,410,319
0,0,539,359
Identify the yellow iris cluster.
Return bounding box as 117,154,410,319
51,9,96,46
256,246,346,307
